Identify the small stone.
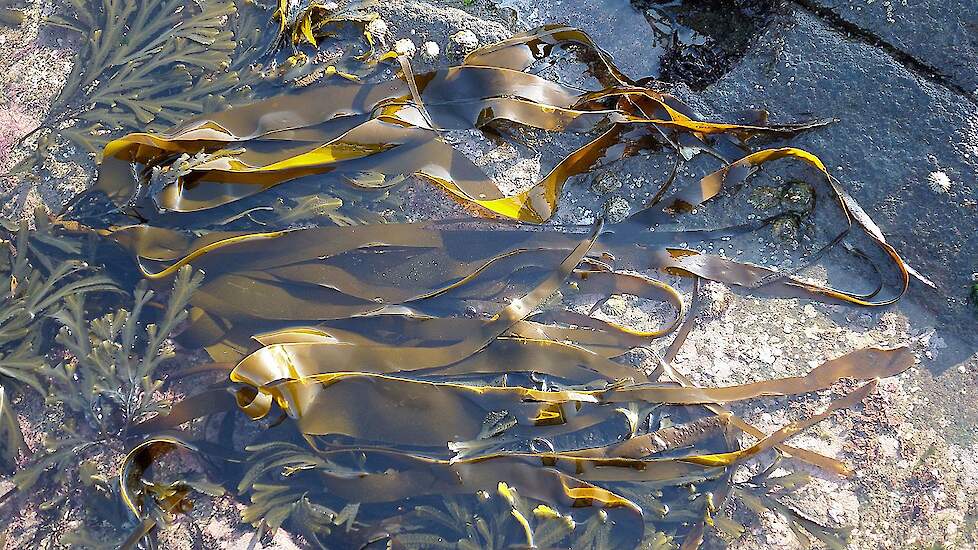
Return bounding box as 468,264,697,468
322,1,339,9
451,29,479,51
393,38,417,58
366,18,389,43
878,434,899,458
421,41,440,60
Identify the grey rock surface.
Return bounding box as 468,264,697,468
794,0,978,97
495,0,666,78
686,5,978,357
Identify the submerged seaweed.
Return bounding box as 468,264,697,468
0,231,202,546
0,12,927,550
9,0,280,173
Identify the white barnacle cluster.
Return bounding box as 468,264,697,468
927,170,952,194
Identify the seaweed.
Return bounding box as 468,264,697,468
0,18,926,550
731,456,851,549
10,0,278,173
0,384,24,470
0,264,202,547
0,211,116,394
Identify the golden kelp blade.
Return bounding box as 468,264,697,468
90,26,832,224
71,23,926,550
227,346,909,454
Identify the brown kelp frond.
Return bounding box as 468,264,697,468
77,24,928,304
115,223,912,546
87,25,837,226
0,0,24,27
12,0,277,172
2,21,920,549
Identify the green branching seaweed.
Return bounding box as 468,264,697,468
12,0,278,172
731,457,851,549
236,441,365,547
2,265,202,546
50,265,202,426
0,384,24,470
0,212,116,393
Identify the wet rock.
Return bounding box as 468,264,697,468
794,0,978,97
687,7,978,339
494,0,665,78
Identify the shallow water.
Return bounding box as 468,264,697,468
0,0,952,548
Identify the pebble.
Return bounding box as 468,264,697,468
451,29,479,51
421,41,440,60
393,38,417,58
878,434,900,458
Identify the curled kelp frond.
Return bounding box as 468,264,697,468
117,437,226,549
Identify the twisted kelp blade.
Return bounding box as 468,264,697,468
86,25,832,225
95,219,912,366
121,351,905,547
